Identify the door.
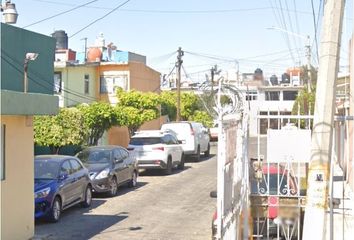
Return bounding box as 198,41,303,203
59,160,75,206
69,159,86,201
113,149,129,183
120,148,133,180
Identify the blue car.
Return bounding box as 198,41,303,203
34,155,92,222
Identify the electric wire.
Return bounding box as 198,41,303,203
23,0,100,28
69,0,132,38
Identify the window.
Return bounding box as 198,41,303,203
113,149,123,162
100,75,128,94
1,125,5,181
54,72,62,93
120,149,129,159
265,91,280,101
129,137,162,145
84,74,89,94
283,91,298,101
245,91,257,101
60,161,71,175
70,159,83,173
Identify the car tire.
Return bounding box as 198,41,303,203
164,157,172,175
128,171,138,188
48,196,61,222
204,143,210,157
81,185,92,208
195,146,201,162
177,154,185,170
107,177,118,197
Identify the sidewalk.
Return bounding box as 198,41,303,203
325,164,354,240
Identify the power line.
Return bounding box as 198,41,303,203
69,0,132,38
23,0,100,28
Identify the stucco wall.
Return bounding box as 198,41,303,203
0,116,34,240
55,65,97,107
1,23,55,94
107,116,168,147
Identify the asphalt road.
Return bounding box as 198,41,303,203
35,146,217,240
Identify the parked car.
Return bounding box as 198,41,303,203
76,146,138,197
128,130,184,175
209,122,218,141
250,164,302,239
34,155,92,222
161,121,210,161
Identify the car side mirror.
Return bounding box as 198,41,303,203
178,140,183,144
115,158,123,163
59,173,69,180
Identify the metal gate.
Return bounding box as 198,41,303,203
250,115,312,240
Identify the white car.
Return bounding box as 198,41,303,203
128,130,184,175
161,121,210,161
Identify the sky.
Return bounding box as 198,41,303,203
11,0,354,82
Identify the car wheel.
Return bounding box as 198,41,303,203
128,171,138,188
108,177,118,197
164,157,172,175
48,196,61,222
81,185,92,208
195,146,201,162
177,154,185,170
204,143,210,157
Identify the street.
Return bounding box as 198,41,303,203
35,145,217,240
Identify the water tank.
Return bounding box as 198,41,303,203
87,47,102,62
51,30,68,49
281,73,291,84
270,75,278,85
254,68,264,81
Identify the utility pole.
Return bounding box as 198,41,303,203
305,35,312,92
176,47,184,122
302,1,345,240
210,65,221,91
81,37,88,62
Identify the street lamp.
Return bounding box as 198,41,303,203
267,26,312,92
1,0,18,24
24,53,39,93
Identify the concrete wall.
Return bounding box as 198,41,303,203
0,116,34,240
55,65,97,107
1,23,55,94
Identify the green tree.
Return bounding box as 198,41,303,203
190,110,213,128
160,91,177,121
180,92,200,120
34,108,88,154
116,88,161,136
78,102,122,146
292,87,316,128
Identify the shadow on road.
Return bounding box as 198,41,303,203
35,199,129,240
139,166,192,177
185,154,216,163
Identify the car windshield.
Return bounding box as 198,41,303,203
130,137,162,145
77,149,111,164
34,160,60,179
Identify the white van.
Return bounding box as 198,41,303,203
161,122,210,161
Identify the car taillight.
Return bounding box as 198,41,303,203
127,147,134,151
153,147,164,151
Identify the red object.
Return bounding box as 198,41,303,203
213,210,217,221
268,196,279,219
87,47,102,62
153,147,164,151
154,160,161,164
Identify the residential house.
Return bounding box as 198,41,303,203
0,23,59,240
52,32,163,146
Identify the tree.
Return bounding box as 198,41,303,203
34,108,88,154
160,91,177,121
78,102,122,146
190,110,213,128
292,87,316,128
180,92,200,120
116,88,161,136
